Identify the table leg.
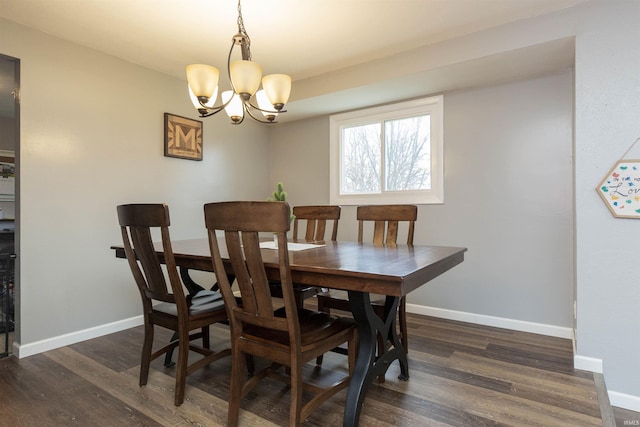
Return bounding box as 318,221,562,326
343,291,409,427
383,295,409,379
179,267,209,294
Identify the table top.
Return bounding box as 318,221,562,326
113,238,466,297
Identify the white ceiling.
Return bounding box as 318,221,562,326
0,0,587,120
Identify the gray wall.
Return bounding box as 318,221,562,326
270,71,574,329
574,0,640,402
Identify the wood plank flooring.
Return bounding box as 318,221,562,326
0,309,638,426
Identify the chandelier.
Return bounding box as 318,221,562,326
186,0,291,125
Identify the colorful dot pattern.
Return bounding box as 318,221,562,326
597,160,640,218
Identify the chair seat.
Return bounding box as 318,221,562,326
153,300,226,318
243,307,355,350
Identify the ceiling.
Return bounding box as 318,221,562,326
0,0,587,121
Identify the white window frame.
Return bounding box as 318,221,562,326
329,95,444,205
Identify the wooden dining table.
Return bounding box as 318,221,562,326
112,238,467,426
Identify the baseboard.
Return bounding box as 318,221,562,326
14,315,144,358
407,303,573,339
574,354,603,373
568,353,640,412
609,390,640,412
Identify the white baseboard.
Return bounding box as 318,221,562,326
407,303,573,339
574,354,603,373
14,315,144,358
574,357,640,411
609,390,640,412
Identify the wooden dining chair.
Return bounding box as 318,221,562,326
316,204,417,382
269,205,341,307
204,201,356,427
117,203,231,406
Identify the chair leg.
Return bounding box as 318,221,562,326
174,327,190,406
227,348,245,427
164,331,178,367
245,354,255,374
317,294,328,313
289,358,303,427
316,297,328,366
140,321,154,386
202,326,210,349
294,292,304,309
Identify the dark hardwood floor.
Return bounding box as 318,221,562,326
0,307,638,426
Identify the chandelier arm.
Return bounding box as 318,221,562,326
245,99,287,114
243,101,278,124
196,104,227,118
195,92,234,117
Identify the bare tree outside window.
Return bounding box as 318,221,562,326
385,115,431,191
341,124,381,193
341,116,430,195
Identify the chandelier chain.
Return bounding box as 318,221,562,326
236,0,251,60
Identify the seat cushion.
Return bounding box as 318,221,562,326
153,300,225,317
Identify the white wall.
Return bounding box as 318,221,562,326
0,18,271,353
270,71,575,330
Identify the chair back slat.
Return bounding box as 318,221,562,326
130,226,171,300
292,205,341,242
357,205,417,246
205,201,296,334
117,204,185,307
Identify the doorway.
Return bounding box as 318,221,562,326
0,53,19,358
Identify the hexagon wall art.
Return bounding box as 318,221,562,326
597,159,640,218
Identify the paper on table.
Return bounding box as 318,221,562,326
259,241,325,251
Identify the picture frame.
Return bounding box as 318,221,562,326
164,113,203,161
596,159,640,219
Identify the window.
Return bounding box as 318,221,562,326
330,95,444,205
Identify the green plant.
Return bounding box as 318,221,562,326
268,182,294,222
268,181,288,202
